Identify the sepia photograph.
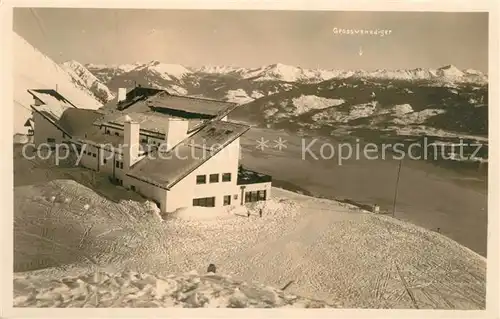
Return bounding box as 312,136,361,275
2,1,498,315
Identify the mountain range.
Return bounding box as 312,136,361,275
12,32,488,146
83,61,488,140
86,61,488,88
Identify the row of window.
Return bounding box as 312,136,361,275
193,191,267,208
83,149,97,158
103,128,163,145
196,173,232,185
105,129,120,137
76,145,124,168
115,160,124,169
193,195,233,207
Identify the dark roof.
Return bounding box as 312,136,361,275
58,108,105,136
126,87,165,101
56,108,127,147
127,120,250,189
237,168,272,185
93,110,202,135
146,91,237,117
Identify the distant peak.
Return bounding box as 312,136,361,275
63,60,84,67
269,63,293,68
148,60,161,66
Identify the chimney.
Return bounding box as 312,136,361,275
118,88,127,103
163,118,189,151
123,116,140,170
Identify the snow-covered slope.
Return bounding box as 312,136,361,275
13,32,103,135
14,270,332,308
62,60,115,104
13,163,486,309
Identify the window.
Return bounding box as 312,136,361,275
209,174,219,183
141,138,147,143
115,132,119,136
193,197,215,207
105,129,110,135
245,190,266,203
92,153,97,158
222,173,231,182
196,175,206,184
47,138,55,143
259,190,267,201
223,195,231,206
131,185,136,191
120,162,124,169
233,194,238,200
115,161,120,168
103,159,107,164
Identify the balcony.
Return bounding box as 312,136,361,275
237,167,272,185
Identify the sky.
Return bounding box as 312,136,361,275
13,8,489,72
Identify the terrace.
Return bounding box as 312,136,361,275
237,167,272,185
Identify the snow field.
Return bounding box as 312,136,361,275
13,270,333,308
14,179,486,309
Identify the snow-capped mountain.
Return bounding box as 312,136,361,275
87,60,192,83
194,65,245,74
196,63,487,84
91,60,194,95
62,60,115,104
85,63,144,83
229,75,488,140
13,32,103,135
239,63,330,83
134,60,192,81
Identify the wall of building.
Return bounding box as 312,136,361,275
33,112,65,146
79,143,99,171
77,144,128,182
165,138,241,212
123,176,168,212
239,182,272,205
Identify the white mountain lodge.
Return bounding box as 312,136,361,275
28,87,272,213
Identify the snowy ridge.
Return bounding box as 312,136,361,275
62,60,115,103
86,63,142,73
195,65,245,74
178,62,488,84
133,60,192,81
13,32,103,135
13,173,486,309
14,270,332,308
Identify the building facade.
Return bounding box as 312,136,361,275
29,87,272,213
